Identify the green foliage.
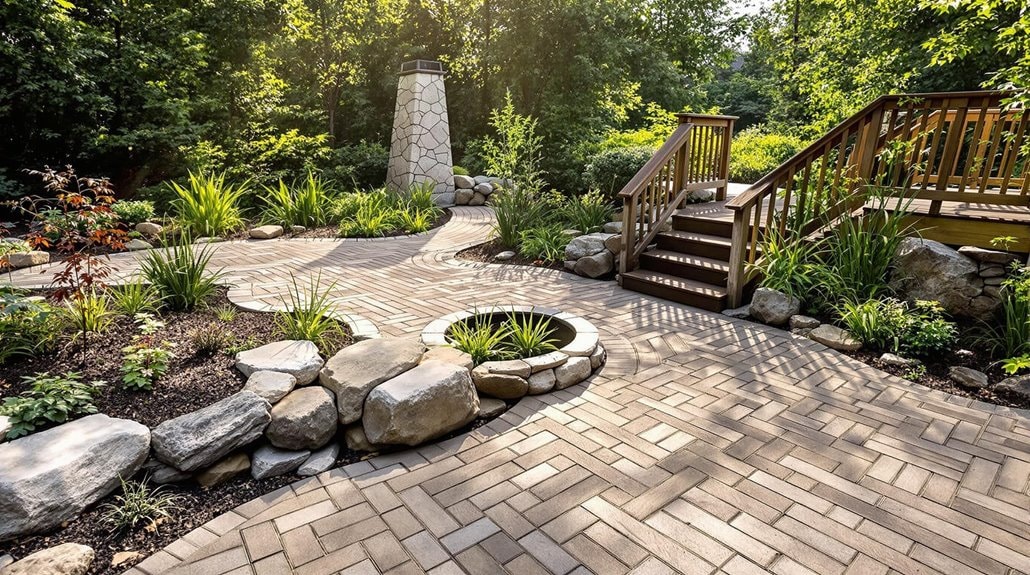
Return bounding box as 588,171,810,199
141,237,222,311
750,230,821,301
61,290,114,337
337,192,397,237
397,209,435,234
1001,355,1030,376
837,298,956,356
192,324,234,356
121,314,174,391
491,187,546,249
275,273,345,354
728,127,805,184
447,316,512,365
169,172,248,237
452,166,469,176
504,312,559,358
110,278,163,316
582,147,653,198
261,172,335,228
328,142,390,190
101,476,179,534
518,227,570,262
481,92,546,195
213,305,237,323
112,201,156,226
559,190,614,234
977,266,1030,360
0,292,62,364
0,373,103,439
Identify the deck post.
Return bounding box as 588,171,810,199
717,117,735,201
725,205,750,309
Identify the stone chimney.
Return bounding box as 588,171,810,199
386,59,454,206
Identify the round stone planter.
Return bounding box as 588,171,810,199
420,306,605,398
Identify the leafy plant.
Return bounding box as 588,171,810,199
582,146,653,198
503,311,559,357
101,476,179,534
110,277,163,316
61,290,114,336
977,266,1030,359
749,228,821,301
398,209,435,234
481,91,546,195
1001,355,1030,376
213,305,237,322
140,237,222,311
0,372,104,438
0,292,62,364
837,298,956,356
112,200,156,226
452,166,469,176
120,314,174,390
447,315,512,365
403,181,442,215
559,190,613,233
518,226,570,262
728,127,805,184
191,324,233,355
169,171,248,237
275,273,345,353
261,172,335,228
337,191,398,237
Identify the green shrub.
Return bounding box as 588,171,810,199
112,200,156,226
0,372,103,438
504,311,558,357
101,476,179,534
403,182,442,215
275,273,346,354
977,266,1030,360
121,314,174,391
169,171,248,237
141,237,222,311
337,192,398,237
749,229,822,301
398,209,435,234
452,166,469,176
328,194,363,223
327,141,389,190
729,127,805,184
559,190,614,233
582,147,653,198
518,226,570,262
491,187,546,248
0,292,62,364
481,92,545,195
261,172,335,228
838,298,956,356
110,277,163,316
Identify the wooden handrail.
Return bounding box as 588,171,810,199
618,114,736,275
724,90,1025,307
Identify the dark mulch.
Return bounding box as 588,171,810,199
456,238,566,272
0,289,350,428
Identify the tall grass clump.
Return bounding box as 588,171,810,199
748,228,821,301
977,266,1030,360
504,311,558,357
492,187,546,248
140,237,222,311
275,273,346,353
262,172,335,228
559,190,613,233
447,315,512,364
109,277,163,316
518,226,570,262
169,171,248,237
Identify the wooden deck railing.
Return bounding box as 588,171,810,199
724,91,1028,307
617,113,736,274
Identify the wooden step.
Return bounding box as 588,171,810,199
672,213,734,237
655,230,735,260
639,249,729,286
620,269,727,312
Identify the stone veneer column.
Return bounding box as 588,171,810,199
386,60,455,206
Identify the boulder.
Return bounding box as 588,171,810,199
722,305,751,319
471,366,529,399
525,351,568,373
749,288,800,326
290,225,307,234
565,233,609,260
589,344,606,370
949,366,988,389
573,250,614,278
319,338,425,424
479,397,507,418
1,543,94,575
890,237,996,319
236,340,324,385
602,221,623,234
688,189,715,202
0,415,10,443
478,359,531,378
527,369,556,394
808,325,861,352
0,415,150,540
249,225,283,239
196,453,250,488
125,239,153,251
996,375,1030,401
554,356,592,390
957,246,1020,265
7,251,49,268
474,175,491,185
421,347,474,370
251,445,309,479
789,315,820,330
453,175,476,189
298,444,339,476
344,424,377,452
494,251,516,261
563,260,576,271
469,192,487,206
603,234,622,253
151,391,270,472
979,265,1006,278
135,222,163,236
473,183,494,196
266,387,338,450
879,353,916,367
243,370,297,404
363,361,480,446
455,189,474,205
141,457,191,484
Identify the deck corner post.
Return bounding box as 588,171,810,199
726,206,750,309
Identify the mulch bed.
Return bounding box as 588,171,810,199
226,209,453,241
456,238,566,272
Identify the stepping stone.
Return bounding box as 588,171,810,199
249,225,283,239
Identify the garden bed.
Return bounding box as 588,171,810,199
455,238,565,271
287,208,452,239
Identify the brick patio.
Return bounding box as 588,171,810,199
8,207,1030,575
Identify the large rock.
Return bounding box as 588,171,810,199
455,189,474,205
602,221,623,234
749,287,800,326
471,366,529,399
473,182,494,196
949,366,988,389
135,222,163,236
151,391,270,472
565,234,609,260
527,369,556,394
249,225,283,239
251,445,309,479
319,338,425,424
0,415,150,540
957,246,1020,265
808,325,861,352
1,543,94,575
890,237,997,319
789,315,820,330
243,370,297,404
573,250,614,278
996,375,1030,401
453,175,476,189
479,397,507,418
344,425,378,452
196,453,250,488
298,444,340,476
469,192,487,206
125,239,153,251
236,340,324,385
421,347,474,370
554,356,592,390
363,361,479,446
266,387,338,450
141,457,191,485
7,251,49,268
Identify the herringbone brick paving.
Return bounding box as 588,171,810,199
8,207,1029,574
